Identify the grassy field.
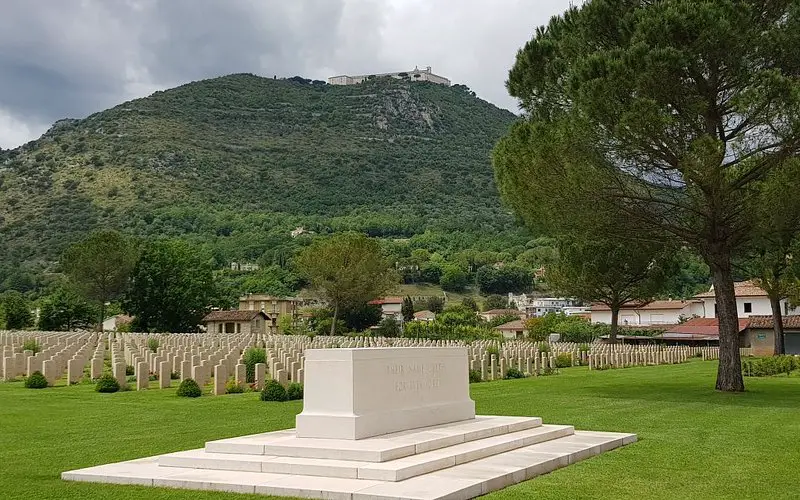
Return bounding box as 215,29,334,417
1,360,799,499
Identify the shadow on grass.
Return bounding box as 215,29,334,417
592,378,800,409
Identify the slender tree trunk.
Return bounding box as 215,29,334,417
330,303,339,336
769,294,785,356
99,302,106,332
709,253,745,392
609,306,619,344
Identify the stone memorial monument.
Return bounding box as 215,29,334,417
63,347,636,499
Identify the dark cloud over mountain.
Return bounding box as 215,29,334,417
0,0,573,148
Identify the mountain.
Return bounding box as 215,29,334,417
0,73,520,289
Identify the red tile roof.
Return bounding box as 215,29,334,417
413,310,436,320
591,300,700,311
665,317,749,336
202,310,269,322
495,320,527,331
693,281,768,298
747,315,800,329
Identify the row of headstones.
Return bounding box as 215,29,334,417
2,333,102,385
470,352,562,380
587,349,689,369
700,347,753,360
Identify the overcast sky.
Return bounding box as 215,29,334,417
0,0,574,149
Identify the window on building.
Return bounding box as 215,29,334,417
217,324,223,334
225,322,235,333
744,302,752,313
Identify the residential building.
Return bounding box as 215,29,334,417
508,294,583,318
495,320,528,340
662,318,749,344
238,294,311,334
413,310,436,322
591,300,705,326
230,262,260,272
368,297,404,321
328,66,450,86
202,310,269,335
693,280,800,318
742,315,800,355
480,309,525,322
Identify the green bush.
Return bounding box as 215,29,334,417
95,374,120,393
538,343,551,354
125,365,134,376
24,371,48,389
260,379,288,402
147,337,160,353
469,369,483,383
126,375,137,383
505,367,525,379
286,382,303,400
485,346,499,358
243,347,266,383
555,353,573,368
22,339,41,354
176,378,202,397
226,379,244,394
170,372,180,380
742,356,799,377
579,343,590,352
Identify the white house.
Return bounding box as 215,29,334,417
368,297,404,321
102,314,133,332
591,300,705,326
507,294,583,317
693,281,800,318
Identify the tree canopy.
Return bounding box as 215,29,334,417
124,239,217,332
294,233,397,335
61,231,138,329
495,0,800,392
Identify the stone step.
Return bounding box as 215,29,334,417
161,424,574,482
205,415,542,462
62,430,637,499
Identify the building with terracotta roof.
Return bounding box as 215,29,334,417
495,319,528,340
742,315,800,355
201,310,270,335
479,309,525,322
692,280,800,319
591,300,705,326
413,310,436,322
368,297,405,321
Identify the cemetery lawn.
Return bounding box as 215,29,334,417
1,360,799,500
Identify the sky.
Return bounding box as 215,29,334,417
0,0,575,149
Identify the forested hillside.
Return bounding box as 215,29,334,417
0,74,523,291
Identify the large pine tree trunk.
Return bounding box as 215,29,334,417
710,256,745,392
770,294,785,355
609,307,620,344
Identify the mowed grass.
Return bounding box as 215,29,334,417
1,361,799,499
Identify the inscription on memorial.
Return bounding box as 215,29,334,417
386,362,445,392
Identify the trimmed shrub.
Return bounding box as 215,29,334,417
286,382,304,400
226,379,244,394
742,356,800,377
95,374,120,393
125,365,134,376
260,379,288,402
505,367,525,379
555,353,573,368
147,337,160,353
126,375,137,383
485,346,499,358
537,343,551,354
170,372,180,380
176,378,202,398
469,369,483,383
24,371,48,389
243,347,266,383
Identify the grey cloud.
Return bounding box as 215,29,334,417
0,0,574,149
